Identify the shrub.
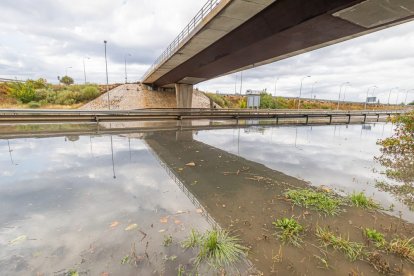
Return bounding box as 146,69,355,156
79,86,100,101
9,82,36,103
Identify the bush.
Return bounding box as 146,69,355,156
27,78,48,89
9,82,36,103
79,86,100,101
260,93,275,109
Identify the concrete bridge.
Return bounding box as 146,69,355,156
142,0,414,107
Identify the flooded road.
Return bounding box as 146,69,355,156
1,122,413,275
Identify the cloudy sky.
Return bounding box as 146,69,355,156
0,0,413,103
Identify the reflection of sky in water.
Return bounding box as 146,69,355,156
195,123,414,222
0,136,210,275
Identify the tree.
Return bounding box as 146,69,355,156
60,75,74,85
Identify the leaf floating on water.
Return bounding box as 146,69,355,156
125,224,138,231
159,229,166,233
9,235,27,245
160,216,169,224
186,162,196,167
174,219,182,225
101,272,110,276
176,210,185,214
110,221,119,228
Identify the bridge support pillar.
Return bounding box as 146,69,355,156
175,84,193,108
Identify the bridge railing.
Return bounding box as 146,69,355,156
142,0,223,82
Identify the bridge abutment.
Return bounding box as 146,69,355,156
175,83,193,108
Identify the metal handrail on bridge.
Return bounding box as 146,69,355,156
142,0,223,81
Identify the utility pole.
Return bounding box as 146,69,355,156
298,76,311,109
104,40,110,110
124,53,131,84
388,87,398,105
83,57,90,84
337,82,350,110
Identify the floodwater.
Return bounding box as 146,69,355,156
1,122,413,275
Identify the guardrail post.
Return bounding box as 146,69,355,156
329,115,333,124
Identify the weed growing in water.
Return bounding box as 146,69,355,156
316,227,364,261
364,228,386,248
388,237,414,263
163,235,173,247
273,217,304,246
349,192,380,209
182,229,202,249
183,229,247,270
285,188,343,215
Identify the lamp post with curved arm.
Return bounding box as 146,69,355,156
337,82,350,110
388,87,398,105
404,89,413,105
297,75,311,110
83,57,90,84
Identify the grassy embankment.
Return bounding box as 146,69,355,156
0,79,119,109
205,92,413,110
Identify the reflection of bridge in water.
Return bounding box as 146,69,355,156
144,130,414,275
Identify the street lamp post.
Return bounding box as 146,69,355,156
310,81,318,99
104,40,110,110
404,89,413,105
396,89,402,106
337,82,350,110
124,53,131,84
83,57,90,84
388,87,398,105
298,75,311,109
274,77,279,97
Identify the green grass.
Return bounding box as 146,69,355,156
349,192,380,209
183,229,247,270
285,188,343,216
388,237,414,263
182,229,202,249
316,227,364,261
364,228,386,248
273,217,304,246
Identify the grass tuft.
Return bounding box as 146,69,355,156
349,192,380,209
388,237,414,263
183,229,247,270
182,229,202,249
316,227,364,261
285,188,343,216
364,228,386,248
163,235,173,247
273,217,304,246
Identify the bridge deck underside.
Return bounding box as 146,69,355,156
145,0,414,87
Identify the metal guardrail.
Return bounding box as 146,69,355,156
0,78,24,83
0,109,405,124
142,0,223,81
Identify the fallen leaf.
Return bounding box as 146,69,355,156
174,219,182,225
9,235,27,245
176,210,185,214
110,221,119,228
158,229,166,233
160,216,169,224
178,168,184,171
196,209,203,214
186,162,196,167
101,272,110,276
125,224,138,231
